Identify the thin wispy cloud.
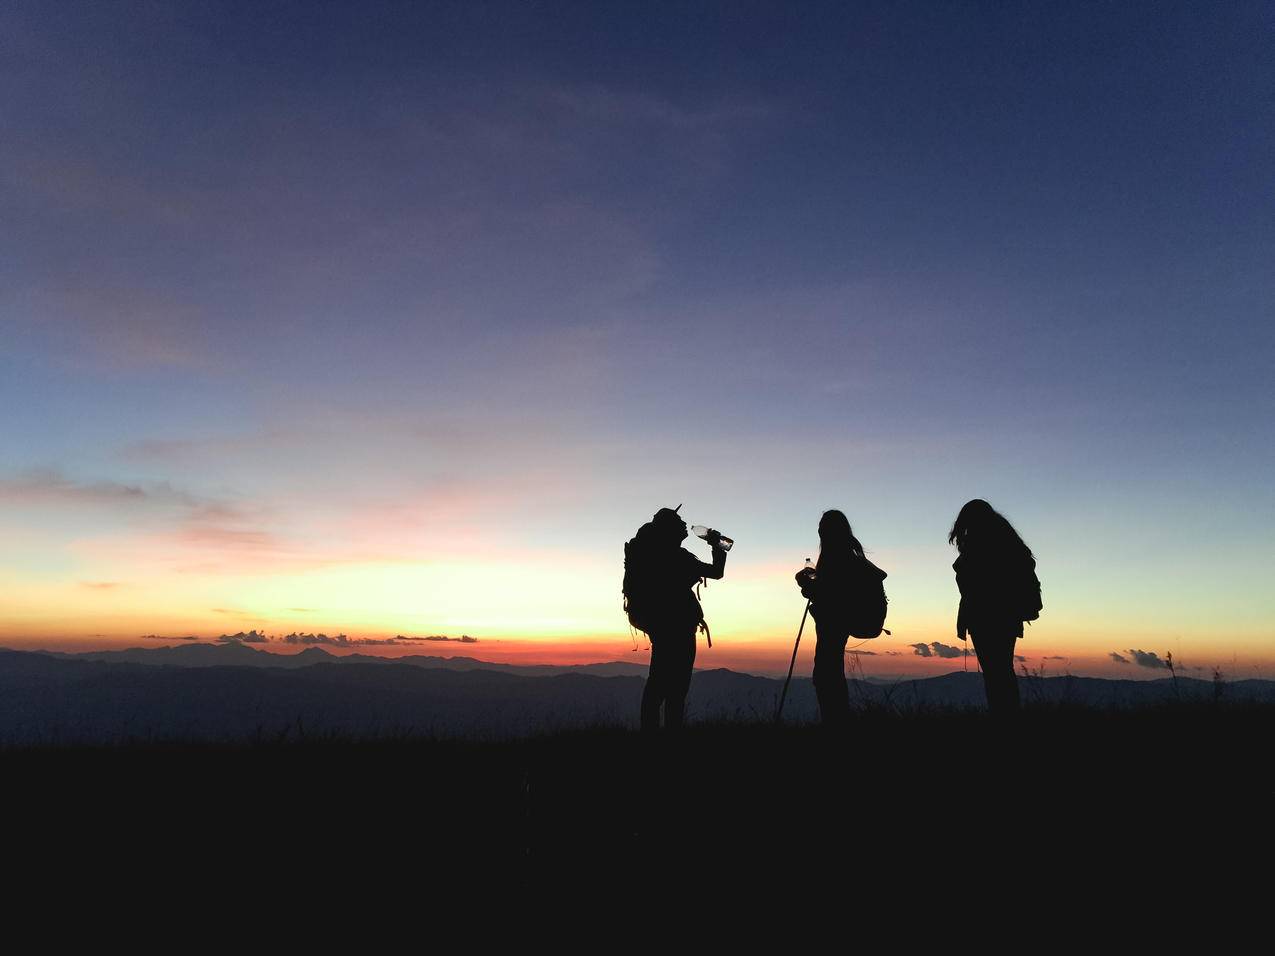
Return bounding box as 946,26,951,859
274,633,478,647
0,470,191,508
179,527,279,551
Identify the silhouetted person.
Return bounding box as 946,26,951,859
949,499,1042,715
624,507,726,732
795,510,888,727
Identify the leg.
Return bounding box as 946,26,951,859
662,629,697,731
972,629,1020,714
812,629,850,727
641,638,667,732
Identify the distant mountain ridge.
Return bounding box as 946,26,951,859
36,641,651,677
1,647,1272,747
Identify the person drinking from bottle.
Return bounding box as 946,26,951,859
622,506,728,732
795,510,888,727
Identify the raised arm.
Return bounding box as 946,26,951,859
691,547,726,580
691,531,727,580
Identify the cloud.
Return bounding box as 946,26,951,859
1043,655,1067,660
217,630,270,644
15,285,211,368
1014,655,1027,663
911,642,968,659
0,470,288,561
394,635,479,644
118,430,297,466
144,631,479,647
277,632,352,646
1109,652,1130,664
0,469,195,508
1,469,319,575
846,649,877,656
1127,649,1169,669
274,633,478,647
80,581,121,590
180,526,279,550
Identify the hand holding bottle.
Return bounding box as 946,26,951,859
691,525,734,552
795,557,816,589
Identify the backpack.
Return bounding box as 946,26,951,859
847,557,889,639
622,524,657,634
622,527,710,641
1020,564,1043,623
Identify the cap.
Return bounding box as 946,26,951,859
652,505,683,525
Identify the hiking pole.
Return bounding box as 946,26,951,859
774,600,811,724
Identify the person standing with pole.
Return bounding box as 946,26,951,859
787,510,888,728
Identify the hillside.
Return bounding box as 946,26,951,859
2,647,1273,746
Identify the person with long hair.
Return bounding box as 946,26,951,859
795,510,887,727
948,499,1041,714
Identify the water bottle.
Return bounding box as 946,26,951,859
691,525,734,552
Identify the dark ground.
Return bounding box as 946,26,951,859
4,705,1271,883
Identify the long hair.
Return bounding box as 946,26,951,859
816,509,865,573
948,499,1033,559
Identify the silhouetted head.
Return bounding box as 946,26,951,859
651,506,688,545
948,499,1033,558
817,509,865,570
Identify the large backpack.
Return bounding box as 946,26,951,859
847,557,889,639
622,524,657,633
623,527,708,639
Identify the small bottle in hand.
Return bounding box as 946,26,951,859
796,557,816,593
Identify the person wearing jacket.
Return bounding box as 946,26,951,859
949,499,1041,714
795,510,887,727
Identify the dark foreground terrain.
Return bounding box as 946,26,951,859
5,706,1271,881
3,647,1271,884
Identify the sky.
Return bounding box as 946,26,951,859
2,1,1272,679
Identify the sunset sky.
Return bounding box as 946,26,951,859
2,1,1272,679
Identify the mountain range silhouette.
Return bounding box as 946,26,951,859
2,645,1271,746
